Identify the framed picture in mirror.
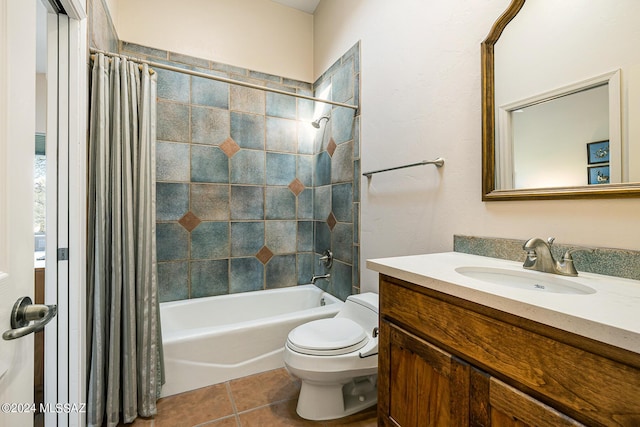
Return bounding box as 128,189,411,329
587,140,609,165
588,165,610,185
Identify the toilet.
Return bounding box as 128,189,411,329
283,292,379,421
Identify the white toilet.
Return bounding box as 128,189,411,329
283,292,379,421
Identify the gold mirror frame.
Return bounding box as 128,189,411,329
481,0,640,201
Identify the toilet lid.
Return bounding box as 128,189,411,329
287,318,368,356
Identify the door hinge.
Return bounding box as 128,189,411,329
57,248,69,261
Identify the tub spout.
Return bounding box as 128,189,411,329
310,274,330,284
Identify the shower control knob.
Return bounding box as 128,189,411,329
319,250,333,268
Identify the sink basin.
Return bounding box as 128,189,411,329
455,267,596,295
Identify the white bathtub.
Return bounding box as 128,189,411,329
160,284,343,397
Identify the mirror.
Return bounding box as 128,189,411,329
482,0,640,200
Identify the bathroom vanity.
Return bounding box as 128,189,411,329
368,252,640,427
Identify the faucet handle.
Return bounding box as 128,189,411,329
318,249,333,268
562,246,595,261
559,247,596,276
547,237,556,246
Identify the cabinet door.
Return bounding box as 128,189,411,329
379,320,470,427
488,377,586,427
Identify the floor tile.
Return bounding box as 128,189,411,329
120,369,376,426
229,369,301,412
117,415,154,426
197,415,239,426
154,383,234,427
238,399,321,427
325,405,377,426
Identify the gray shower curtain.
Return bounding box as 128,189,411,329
87,53,164,427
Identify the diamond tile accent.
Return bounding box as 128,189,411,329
220,137,240,158
327,138,337,157
256,246,274,264
178,211,202,232
326,212,337,231
288,178,305,196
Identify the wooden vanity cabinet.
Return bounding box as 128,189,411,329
378,275,640,427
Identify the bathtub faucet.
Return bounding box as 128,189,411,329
310,274,330,284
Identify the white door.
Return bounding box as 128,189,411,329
0,0,38,425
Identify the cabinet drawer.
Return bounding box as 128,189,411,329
380,276,640,426
489,376,585,427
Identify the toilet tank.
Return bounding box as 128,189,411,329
336,292,379,331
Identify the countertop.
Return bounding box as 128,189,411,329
367,252,640,354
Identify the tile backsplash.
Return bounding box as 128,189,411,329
454,235,640,281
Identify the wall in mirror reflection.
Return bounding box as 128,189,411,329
511,85,608,189
494,0,640,190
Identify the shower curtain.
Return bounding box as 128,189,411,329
87,53,164,426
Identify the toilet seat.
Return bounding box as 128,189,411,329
287,318,368,356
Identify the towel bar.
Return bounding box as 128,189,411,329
363,157,444,178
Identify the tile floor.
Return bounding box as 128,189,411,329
122,368,377,427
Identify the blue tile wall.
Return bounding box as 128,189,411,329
118,40,361,301
297,189,313,220
191,106,230,145
190,184,229,221
157,102,190,143
190,145,229,183
266,90,297,120
265,221,297,254
297,253,313,285
156,183,189,220
190,259,229,297
191,76,229,109
266,188,296,220
332,183,353,224
266,118,297,153
266,255,298,289
231,112,265,150
311,42,361,298
230,150,265,185
230,222,265,257
157,261,189,302
230,258,265,293
157,223,189,261
157,142,190,182
265,153,296,185
230,186,264,220
191,222,229,259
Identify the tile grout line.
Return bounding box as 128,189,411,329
224,381,242,426
193,414,238,427
234,397,298,416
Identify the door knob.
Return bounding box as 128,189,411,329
2,296,57,340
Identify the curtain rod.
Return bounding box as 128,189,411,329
90,54,157,75
89,48,359,111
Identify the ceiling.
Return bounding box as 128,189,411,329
271,0,320,14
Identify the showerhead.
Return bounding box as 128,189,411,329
311,116,330,129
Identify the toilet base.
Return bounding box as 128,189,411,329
296,375,377,421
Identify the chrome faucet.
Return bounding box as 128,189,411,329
310,273,330,284
523,237,594,277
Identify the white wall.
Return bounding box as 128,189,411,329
114,0,314,82
36,73,47,134
313,0,640,293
